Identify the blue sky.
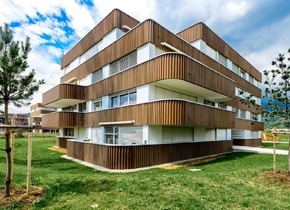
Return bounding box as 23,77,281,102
0,0,290,113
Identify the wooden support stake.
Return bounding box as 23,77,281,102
10,117,15,191
26,130,33,195
10,130,15,190
273,133,276,175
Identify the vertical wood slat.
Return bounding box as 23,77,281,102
67,140,233,170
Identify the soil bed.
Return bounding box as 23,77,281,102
0,186,44,208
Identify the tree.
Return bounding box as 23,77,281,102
263,48,290,175
0,23,45,196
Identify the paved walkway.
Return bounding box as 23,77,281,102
233,145,288,155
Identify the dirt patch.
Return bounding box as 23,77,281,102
0,186,44,208
160,164,182,170
260,170,290,184
48,146,67,154
160,155,224,170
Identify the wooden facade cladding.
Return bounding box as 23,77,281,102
60,19,260,99
87,53,236,100
31,117,41,123
61,9,140,69
56,137,70,148
42,84,86,106
177,22,262,82
234,118,264,131
233,139,261,147
223,98,262,113
42,111,84,128
67,140,233,169
30,103,43,110
42,100,235,128
44,53,236,107
30,110,53,117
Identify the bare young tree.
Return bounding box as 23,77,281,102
0,23,45,196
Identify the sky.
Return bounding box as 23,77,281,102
0,0,290,113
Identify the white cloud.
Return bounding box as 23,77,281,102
1,0,290,114
94,0,156,21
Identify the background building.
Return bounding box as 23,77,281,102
30,103,58,133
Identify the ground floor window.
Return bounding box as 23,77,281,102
104,126,142,145
64,128,74,137
105,127,119,144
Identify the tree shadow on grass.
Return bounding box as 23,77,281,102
34,178,118,208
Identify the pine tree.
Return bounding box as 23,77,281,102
263,49,290,175
0,23,45,196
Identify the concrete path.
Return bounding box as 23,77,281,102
233,145,288,155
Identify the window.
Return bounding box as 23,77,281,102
92,70,102,83
105,127,118,144
218,53,227,67
119,126,143,144
63,105,77,111
110,90,136,108
111,96,119,108
249,75,254,84
204,99,215,106
232,63,239,75
78,102,86,112
93,99,102,111
109,51,137,75
240,69,246,79
64,128,74,137
240,110,246,119
233,108,239,118
250,112,258,120
129,92,137,104
120,94,128,106
218,103,227,109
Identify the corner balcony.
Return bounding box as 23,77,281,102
42,111,85,127
42,84,86,108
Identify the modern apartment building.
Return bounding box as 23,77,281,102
30,103,58,133
42,9,263,169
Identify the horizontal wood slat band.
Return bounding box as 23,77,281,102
42,84,86,106
43,53,236,106
66,140,233,169
233,139,261,147
234,119,264,131
60,19,261,98
176,22,262,81
42,100,235,128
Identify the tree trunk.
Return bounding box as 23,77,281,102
4,101,11,197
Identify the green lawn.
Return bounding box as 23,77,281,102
262,142,289,150
1,137,290,209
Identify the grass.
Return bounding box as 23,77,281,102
262,142,289,150
1,137,290,209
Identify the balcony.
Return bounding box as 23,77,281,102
234,118,264,131
42,100,235,128
42,111,85,127
42,84,86,108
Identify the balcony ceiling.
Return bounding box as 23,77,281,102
156,79,233,102
45,99,85,108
